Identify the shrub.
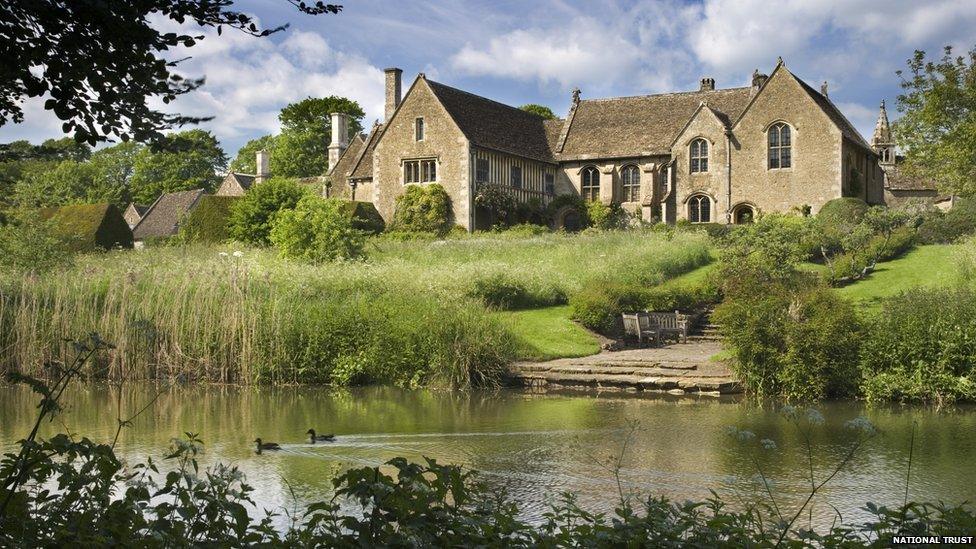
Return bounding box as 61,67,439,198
38,203,133,252
0,211,73,273
860,286,976,404
468,272,566,310
916,197,976,244
585,200,627,230
817,197,869,226
570,280,647,335
340,200,385,235
228,177,309,245
494,223,549,237
391,184,451,234
178,195,239,244
269,196,367,263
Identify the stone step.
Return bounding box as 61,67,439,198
509,371,741,394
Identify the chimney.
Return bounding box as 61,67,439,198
751,69,769,89
699,77,715,91
384,67,402,122
255,149,270,183
328,112,350,170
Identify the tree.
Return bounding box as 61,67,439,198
228,177,309,245
12,160,120,207
90,142,143,204
271,96,365,178
519,104,557,119
229,135,276,174
895,46,976,196
1,1,341,146
129,130,227,204
270,196,366,262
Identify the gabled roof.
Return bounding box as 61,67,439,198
668,102,730,149
884,165,938,192
425,79,557,163
559,87,753,158
327,133,365,181
543,118,564,152
132,188,206,240
794,77,875,152
350,123,383,180
227,173,256,191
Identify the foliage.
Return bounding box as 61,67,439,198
228,177,309,245
860,286,976,404
177,195,239,244
585,200,630,230
128,130,228,204
817,197,870,227
473,183,517,227
545,194,590,230
340,201,385,234
894,45,976,196
89,141,142,202
271,96,365,178
269,196,367,263
391,184,451,234
12,159,109,207
469,272,566,310
0,0,340,145
916,197,976,243
0,210,72,273
38,203,133,252
228,134,276,174
518,103,557,119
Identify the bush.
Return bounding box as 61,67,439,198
340,200,385,234
38,203,133,252
493,223,549,237
860,286,976,404
178,195,239,244
228,177,309,245
570,278,718,335
817,197,869,226
916,197,976,244
0,211,73,273
269,196,366,263
468,272,566,310
585,200,628,230
391,184,451,234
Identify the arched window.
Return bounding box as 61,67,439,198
581,166,600,201
768,123,792,169
690,138,708,173
688,194,711,223
621,165,640,202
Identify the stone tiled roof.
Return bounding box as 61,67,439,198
328,134,365,183
794,78,874,152
543,118,564,152
350,124,383,180
230,173,256,190
559,87,753,158
132,188,206,240
885,165,938,192
426,79,557,163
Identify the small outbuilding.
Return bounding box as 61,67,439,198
132,188,206,246
39,203,134,252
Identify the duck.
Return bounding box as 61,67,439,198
254,438,281,453
306,429,336,443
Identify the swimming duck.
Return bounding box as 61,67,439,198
306,429,336,443
254,438,281,453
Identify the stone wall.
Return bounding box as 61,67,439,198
557,156,667,212
672,108,731,223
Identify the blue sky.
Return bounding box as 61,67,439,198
4,0,976,159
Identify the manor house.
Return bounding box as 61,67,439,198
223,58,935,230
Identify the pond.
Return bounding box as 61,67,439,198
2,384,974,529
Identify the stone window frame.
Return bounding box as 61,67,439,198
402,157,438,185
689,138,709,173
686,193,712,223
621,164,640,202
580,165,600,202
414,117,425,142
766,121,794,170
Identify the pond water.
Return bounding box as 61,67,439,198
2,384,974,529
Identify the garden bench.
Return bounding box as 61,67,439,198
621,312,661,347
646,311,692,344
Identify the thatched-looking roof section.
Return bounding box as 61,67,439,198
39,203,133,251
132,189,206,240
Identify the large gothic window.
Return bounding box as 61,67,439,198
581,166,600,201
768,123,792,169
621,165,640,202
690,138,709,173
688,194,711,223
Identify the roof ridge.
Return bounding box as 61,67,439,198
581,86,753,103
425,78,549,122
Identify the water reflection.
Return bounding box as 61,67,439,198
1,384,973,528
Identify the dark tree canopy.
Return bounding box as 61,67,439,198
519,104,557,120
0,1,341,147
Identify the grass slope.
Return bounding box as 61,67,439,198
834,244,959,309
494,306,600,361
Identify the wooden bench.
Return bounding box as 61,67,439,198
622,312,661,347
647,311,692,343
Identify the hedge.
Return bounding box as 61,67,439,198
38,203,133,252
178,195,240,243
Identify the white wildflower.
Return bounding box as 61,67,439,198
761,438,778,450
233,250,244,258
845,416,877,435
805,408,825,426
218,252,229,257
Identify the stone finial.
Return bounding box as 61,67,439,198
777,56,784,65
751,69,769,89
821,81,828,97
571,87,581,103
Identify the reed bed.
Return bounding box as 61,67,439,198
0,230,710,386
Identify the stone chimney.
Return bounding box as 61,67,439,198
328,112,350,170
699,77,715,91
751,69,769,90
255,149,270,183
384,67,402,122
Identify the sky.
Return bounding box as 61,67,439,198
3,0,976,159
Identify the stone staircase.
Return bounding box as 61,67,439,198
687,307,721,342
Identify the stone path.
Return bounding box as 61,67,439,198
506,339,741,395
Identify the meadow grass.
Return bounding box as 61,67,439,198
492,305,600,361
0,230,711,385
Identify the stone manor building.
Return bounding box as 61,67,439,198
228,58,918,230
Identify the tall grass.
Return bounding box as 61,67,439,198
0,230,710,385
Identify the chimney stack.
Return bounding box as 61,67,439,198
384,67,402,122
699,77,715,91
255,149,270,183
329,112,350,170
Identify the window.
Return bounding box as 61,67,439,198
768,123,792,169
544,172,555,195
476,158,489,183
622,165,640,202
403,159,436,184
415,118,425,141
688,194,711,223
510,165,522,188
690,139,709,173
581,166,600,201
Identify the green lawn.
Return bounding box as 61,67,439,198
492,305,600,362
833,244,960,309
